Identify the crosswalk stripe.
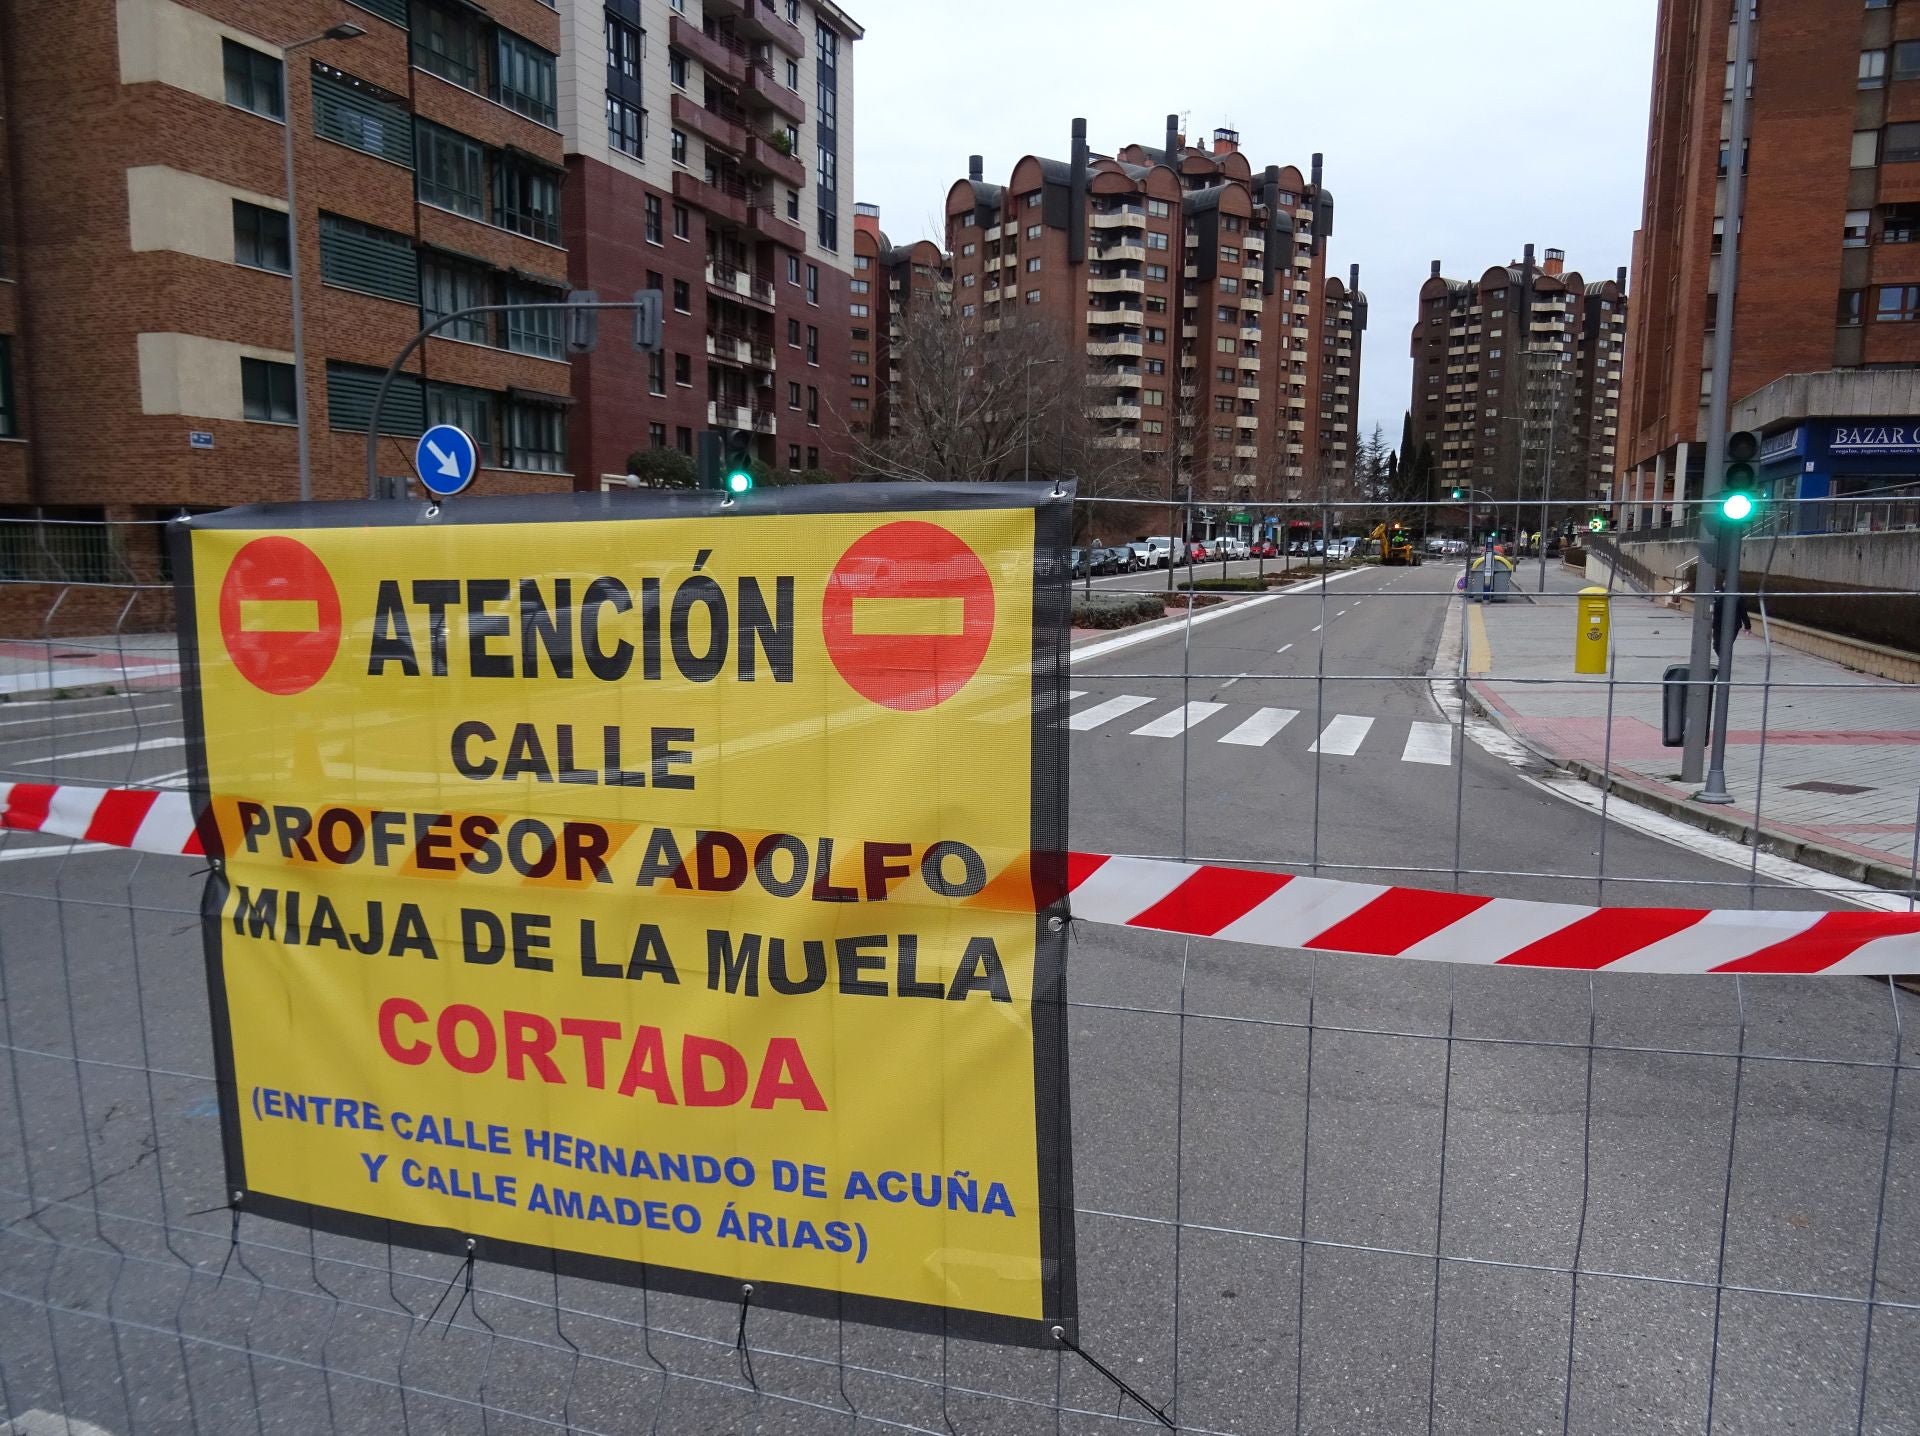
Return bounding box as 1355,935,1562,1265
1131,701,1226,737
1308,714,1373,755
1219,707,1299,747
1068,695,1154,731
1402,721,1453,765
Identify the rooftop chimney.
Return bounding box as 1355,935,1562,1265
1212,126,1240,156
1616,264,1628,287
1068,117,1089,264
1349,262,1360,292
1430,259,1442,278
1310,152,1323,190
968,155,983,183
1165,113,1180,164
1543,246,1565,277
1262,163,1281,289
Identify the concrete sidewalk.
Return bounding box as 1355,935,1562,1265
1464,566,1920,892
0,635,180,698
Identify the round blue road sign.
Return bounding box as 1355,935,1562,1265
414,424,479,497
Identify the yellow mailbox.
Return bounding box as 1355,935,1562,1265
1575,586,1610,674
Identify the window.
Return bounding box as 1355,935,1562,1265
1145,358,1165,374
322,213,419,303
1146,326,1165,343
675,426,693,453
817,207,838,251
960,302,975,317
494,30,557,124
806,264,819,303
1845,210,1871,247
233,201,290,273
818,25,837,65
674,352,691,385
224,40,283,119
1146,263,1167,281
316,70,413,165
648,350,666,395
961,242,976,257
961,273,975,288
1215,365,1234,383
1024,191,1041,209
851,351,868,365
606,12,640,76
505,280,563,359
1876,284,1920,321
241,358,296,423
669,51,688,87
806,386,819,424
854,255,870,271
787,255,802,285
1145,231,1169,250
806,325,819,363
1142,389,1163,406
645,195,662,243
1220,276,1238,294
420,250,489,340
787,381,801,410
605,91,646,151
494,154,561,243
850,279,869,294
1212,424,1232,442
670,128,687,164
672,203,689,238
1886,122,1920,162
415,121,484,216
851,374,868,387
1147,199,1170,218
1026,289,1041,304
788,443,802,469
1026,223,1042,240
650,422,667,448
412,0,483,89
1884,204,1920,242
1142,420,1163,435
787,318,800,346
1853,129,1880,167
849,303,868,317
504,399,566,472
0,338,12,438
1838,288,1865,326
1026,256,1042,272
786,59,798,89
672,278,690,312
1216,336,1237,354
1861,49,1887,89
1220,246,1239,264
1145,295,1167,313
1896,41,1920,80
427,382,494,466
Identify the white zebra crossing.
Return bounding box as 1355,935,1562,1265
1063,693,1455,767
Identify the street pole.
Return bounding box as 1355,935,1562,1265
1683,0,1756,783
281,24,366,503
1698,527,1745,803
1535,360,1564,593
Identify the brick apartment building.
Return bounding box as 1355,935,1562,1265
1620,0,1920,526
849,203,947,446
561,0,861,486
1322,264,1366,488
940,119,1354,539
1409,246,1627,520
0,0,579,555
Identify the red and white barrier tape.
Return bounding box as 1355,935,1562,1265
1,781,202,857
4,782,1915,974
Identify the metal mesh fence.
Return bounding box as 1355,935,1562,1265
2,502,1917,1435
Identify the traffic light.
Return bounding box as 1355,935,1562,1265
1718,429,1760,524
722,429,755,494
1450,487,1465,501
1588,513,1608,533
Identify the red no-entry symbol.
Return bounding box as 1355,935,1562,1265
822,521,995,712
217,536,342,696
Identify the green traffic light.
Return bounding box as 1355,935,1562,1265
1450,488,1464,500
1720,491,1754,522
726,470,753,494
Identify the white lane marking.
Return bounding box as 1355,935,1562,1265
1308,714,1373,755
0,665,178,697
1310,624,1322,633
1401,721,1454,766
0,841,114,864
1276,643,1293,654
1219,677,1240,690
1067,695,1154,731
1336,609,1348,617
0,703,179,734
1069,566,1369,664
1219,707,1299,747
15,735,188,765
1132,701,1227,737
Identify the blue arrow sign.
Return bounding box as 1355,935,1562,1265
413,424,478,497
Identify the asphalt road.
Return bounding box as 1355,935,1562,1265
2,579,1917,1435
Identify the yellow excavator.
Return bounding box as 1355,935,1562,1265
1367,523,1420,566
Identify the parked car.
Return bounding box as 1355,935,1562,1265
1251,539,1279,559
1127,540,1158,569
1069,547,1091,578
1144,536,1187,567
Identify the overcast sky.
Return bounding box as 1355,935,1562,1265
851,0,1658,449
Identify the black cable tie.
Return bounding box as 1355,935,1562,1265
1052,1326,1175,1430
734,1283,757,1391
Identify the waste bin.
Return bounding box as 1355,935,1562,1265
1466,555,1515,602
1662,663,1714,747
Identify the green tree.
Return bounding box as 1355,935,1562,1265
626,447,696,489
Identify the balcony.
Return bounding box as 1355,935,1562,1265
1091,208,1145,228
676,169,748,226
706,332,749,366
708,399,754,428
750,405,778,434
1237,385,1260,401
673,94,745,155
1235,444,1259,459
1090,402,1143,420
1092,434,1141,450
705,259,776,308
1087,274,1145,295
1181,323,1198,339
717,0,805,57
670,15,746,85
1091,242,1145,264
744,133,805,187
1086,336,1144,357
742,63,806,124
1087,305,1144,326
745,203,805,250
1086,368,1142,387
1235,414,1259,429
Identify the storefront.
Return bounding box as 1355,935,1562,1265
1754,420,1920,533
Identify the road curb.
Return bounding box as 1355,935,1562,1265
1459,679,1918,898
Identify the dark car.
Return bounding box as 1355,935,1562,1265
1069,547,1092,578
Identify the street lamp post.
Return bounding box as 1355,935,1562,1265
1023,353,1062,483
282,22,367,503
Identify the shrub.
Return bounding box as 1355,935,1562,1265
1072,591,1165,629
1177,576,1265,593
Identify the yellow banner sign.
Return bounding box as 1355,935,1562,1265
175,486,1075,1340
